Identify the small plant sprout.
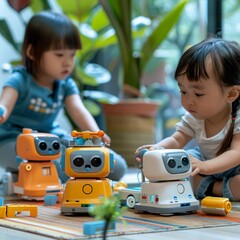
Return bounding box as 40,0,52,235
89,195,127,240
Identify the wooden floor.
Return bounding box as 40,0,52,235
1,168,240,240
104,225,240,240
1,224,240,240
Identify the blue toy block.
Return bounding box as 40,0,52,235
83,220,116,235
0,197,4,206
44,195,57,206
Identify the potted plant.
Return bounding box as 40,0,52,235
97,0,188,165
0,0,188,165
99,0,188,97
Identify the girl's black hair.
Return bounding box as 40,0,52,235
175,37,240,155
22,11,82,77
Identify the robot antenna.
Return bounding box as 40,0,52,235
71,130,105,139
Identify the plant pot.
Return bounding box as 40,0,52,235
102,99,161,166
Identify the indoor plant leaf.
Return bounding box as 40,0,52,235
30,0,51,13
83,90,119,104
82,98,101,116
99,0,188,93
57,0,98,22
0,19,19,52
75,63,111,87
89,5,110,31
140,0,188,72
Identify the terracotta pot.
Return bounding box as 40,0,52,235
102,100,161,166
102,99,161,117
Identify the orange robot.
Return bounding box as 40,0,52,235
14,128,63,200
60,130,115,215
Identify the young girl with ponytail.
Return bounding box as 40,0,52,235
136,37,240,200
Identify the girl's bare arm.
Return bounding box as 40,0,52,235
64,94,111,144
136,130,192,153
0,87,18,124
191,133,240,175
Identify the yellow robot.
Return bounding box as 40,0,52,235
60,130,115,215
14,128,63,200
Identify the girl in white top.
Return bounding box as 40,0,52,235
136,37,240,201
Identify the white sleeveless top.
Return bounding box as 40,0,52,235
175,111,240,160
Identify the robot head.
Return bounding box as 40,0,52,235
65,146,114,178
16,128,61,161
141,149,191,182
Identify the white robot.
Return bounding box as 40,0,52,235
134,149,199,215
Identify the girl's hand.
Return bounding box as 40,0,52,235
102,133,111,147
135,144,164,155
189,155,207,176
135,144,164,163
0,105,7,124
135,144,154,155
135,148,149,168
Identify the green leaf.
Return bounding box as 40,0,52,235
78,23,98,53
140,0,188,72
89,195,126,223
95,29,118,49
131,16,151,39
82,98,101,116
30,0,51,13
89,6,110,31
99,0,188,91
57,0,98,22
99,0,140,90
95,16,150,50
0,19,19,52
84,63,111,85
83,90,119,104
75,63,111,86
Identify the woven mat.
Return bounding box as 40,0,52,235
0,199,240,239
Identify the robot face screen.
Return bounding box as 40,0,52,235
35,137,61,156
70,150,104,173
162,151,190,174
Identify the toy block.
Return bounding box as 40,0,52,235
0,197,4,206
83,220,116,235
44,195,57,206
0,206,6,219
7,204,38,217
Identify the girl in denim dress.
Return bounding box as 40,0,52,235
0,11,127,182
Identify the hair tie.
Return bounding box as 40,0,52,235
232,117,236,124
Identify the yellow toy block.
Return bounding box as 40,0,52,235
0,206,7,219
6,204,38,218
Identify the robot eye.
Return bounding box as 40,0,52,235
39,141,47,150
182,157,189,166
91,157,102,167
167,158,176,168
52,141,60,150
73,157,84,167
